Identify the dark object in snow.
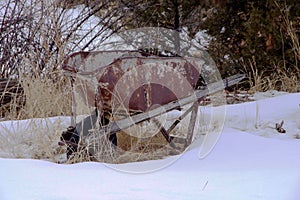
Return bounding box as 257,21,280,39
59,110,117,158
60,126,79,158
276,120,286,133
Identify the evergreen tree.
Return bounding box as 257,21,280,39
201,0,300,83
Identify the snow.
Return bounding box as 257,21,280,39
0,92,300,200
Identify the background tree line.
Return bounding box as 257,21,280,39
201,0,299,91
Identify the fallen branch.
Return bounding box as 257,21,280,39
276,120,286,133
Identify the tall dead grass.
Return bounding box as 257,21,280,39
19,74,72,119
2,74,72,120
241,56,300,93
0,70,74,162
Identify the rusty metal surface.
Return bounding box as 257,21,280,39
63,50,201,115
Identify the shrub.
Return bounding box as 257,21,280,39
201,0,300,91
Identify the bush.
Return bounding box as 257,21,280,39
201,0,300,91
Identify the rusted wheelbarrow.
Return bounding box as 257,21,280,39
59,50,244,159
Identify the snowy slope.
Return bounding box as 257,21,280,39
0,93,299,200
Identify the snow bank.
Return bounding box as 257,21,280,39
0,127,299,200
0,92,299,200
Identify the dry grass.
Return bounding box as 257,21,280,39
18,74,72,119
0,72,74,161
66,130,186,164
241,56,300,93
2,73,72,121
0,80,24,119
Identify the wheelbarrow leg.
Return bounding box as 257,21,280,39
152,118,172,143
152,102,199,149
185,102,199,147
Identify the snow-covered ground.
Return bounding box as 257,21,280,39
0,92,299,200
